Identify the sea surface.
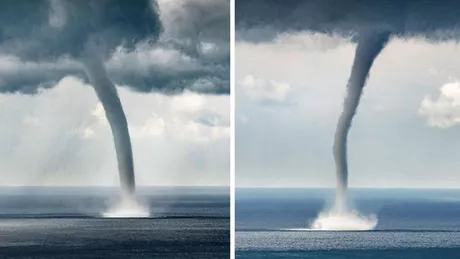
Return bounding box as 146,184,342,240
236,188,460,258
0,186,229,259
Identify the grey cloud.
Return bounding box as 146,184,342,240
236,0,460,42
0,0,161,60
0,56,82,94
154,0,230,94
158,0,229,58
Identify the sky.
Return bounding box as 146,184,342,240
236,33,460,188
0,78,229,186
0,0,230,187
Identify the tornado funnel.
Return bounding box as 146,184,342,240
83,48,135,196
333,31,390,209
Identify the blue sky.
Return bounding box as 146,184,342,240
236,33,460,188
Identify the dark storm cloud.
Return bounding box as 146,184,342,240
0,0,229,94
0,56,81,94
159,0,229,48
150,0,230,94
0,0,161,60
236,0,460,42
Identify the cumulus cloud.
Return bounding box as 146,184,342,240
170,91,207,113
74,83,230,143
131,113,165,139
239,74,292,104
140,113,166,137
418,82,460,128
166,91,230,142
130,112,229,143
80,127,96,139
91,103,108,126
72,82,230,143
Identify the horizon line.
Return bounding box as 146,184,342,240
235,186,460,190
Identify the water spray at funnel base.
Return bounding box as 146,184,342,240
312,31,390,230
311,207,377,231
102,194,150,218
82,47,136,197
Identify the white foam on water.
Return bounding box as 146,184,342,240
102,195,150,218
310,207,377,231
281,228,322,231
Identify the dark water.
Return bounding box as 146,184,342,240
0,187,230,259
236,188,460,258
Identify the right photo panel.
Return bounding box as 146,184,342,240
235,0,460,258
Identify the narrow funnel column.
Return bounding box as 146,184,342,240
333,31,390,210
82,48,136,196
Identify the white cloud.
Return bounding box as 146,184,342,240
91,103,108,126
81,127,95,139
141,113,166,137
131,112,165,138
239,74,292,103
85,89,229,143
170,91,207,113
418,82,460,128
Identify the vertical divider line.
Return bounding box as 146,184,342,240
230,0,236,258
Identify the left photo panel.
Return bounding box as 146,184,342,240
0,1,230,258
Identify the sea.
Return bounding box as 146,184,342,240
236,188,460,258
0,186,230,259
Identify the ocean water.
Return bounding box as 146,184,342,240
236,188,460,258
0,186,230,258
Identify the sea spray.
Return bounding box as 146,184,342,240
103,194,150,218
311,205,377,231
